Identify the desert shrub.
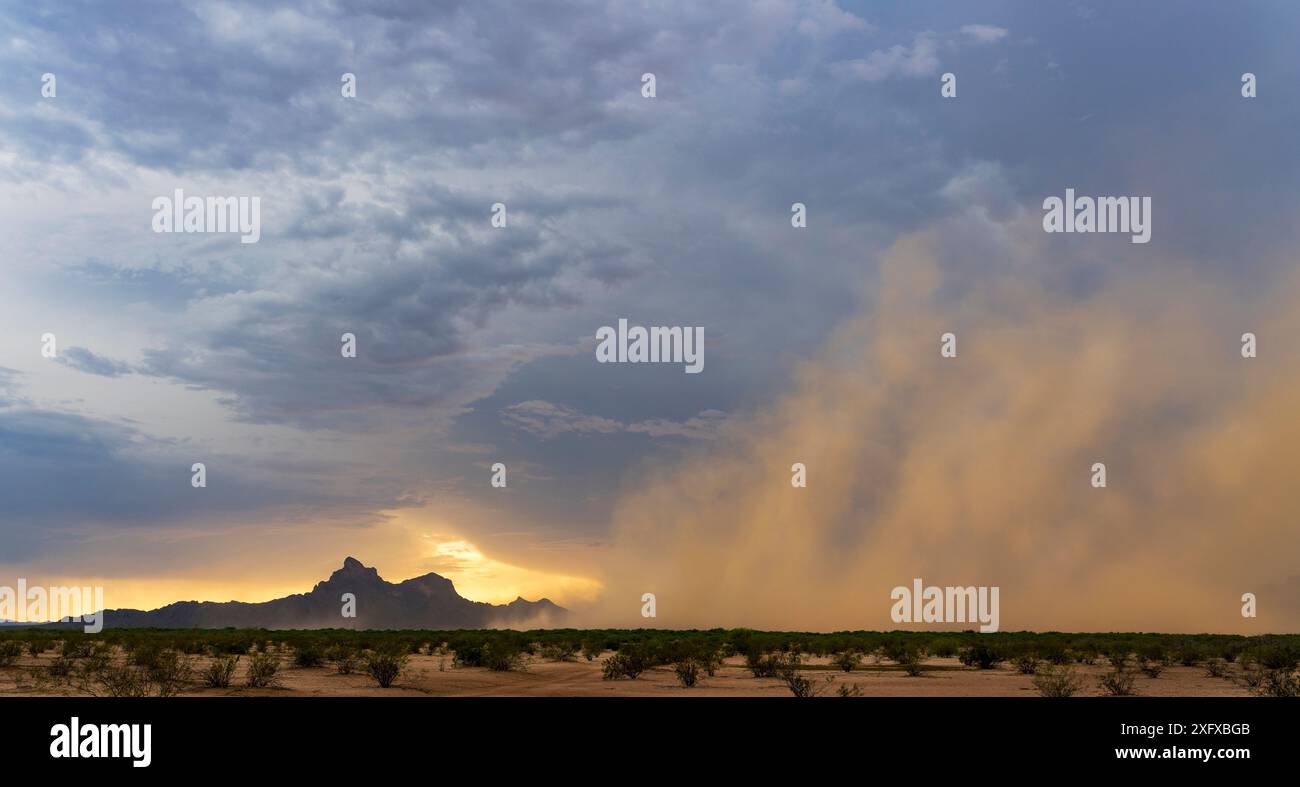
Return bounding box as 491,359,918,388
293,644,324,668
97,665,153,697
148,649,193,696
203,655,239,688
747,651,793,678
602,647,648,680
674,658,701,688
0,640,23,667
1032,666,1083,697
79,644,113,676
245,649,280,688
896,648,924,676
453,643,485,668
61,638,95,659
45,655,75,682
930,639,959,659
1175,645,1202,667
831,651,861,672
1250,668,1300,697
27,640,49,657
1099,670,1137,696
1106,650,1128,671
698,648,723,677
1137,643,1167,666
365,650,408,688
483,641,526,672
1252,644,1299,672
128,644,162,669
581,639,604,661
958,644,1003,670
1037,642,1070,665
772,655,829,697
1204,659,1229,679
1013,654,1039,675
881,640,914,664
541,643,577,662
837,683,863,697
1139,662,1163,679
331,648,361,675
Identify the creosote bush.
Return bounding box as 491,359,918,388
1013,654,1039,675
674,658,701,688
602,647,647,680
1099,670,1137,696
832,651,861,672
896,648,924,677
1032,666,1084,697
293,643,324,668
365,650,408,688
203,655,239,688
245,649,280,688
958,644,1003,670
0,641,23,667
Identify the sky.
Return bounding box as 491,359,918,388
1,1,1298,632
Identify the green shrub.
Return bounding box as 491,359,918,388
602,648,647,680
930,639,959,659
45,655,75,681
483,641,526,672
772,655,829,697
746,651,789,678
541,643,574,662
1252,644,1298,672
831,651,861,672
454,643,485,668
97,665,153,697
1013,654,1039,675
148,649,193,696
1032,666,1083,697
674,658,701,688
0,640,23,667
332,648,361,675
365,650,408,688
959,644,1003,670
895,647,924,676
1037,642,1070,665
1099,670,1137,696
1204,659,1229,678
1251,668,1299,697
245,649,280,688
293,644,324,668
203,655,239,688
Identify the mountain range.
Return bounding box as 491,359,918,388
95,557,566,630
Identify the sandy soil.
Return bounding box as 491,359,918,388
0,652,1254,697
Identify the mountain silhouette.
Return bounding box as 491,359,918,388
97,557,566,630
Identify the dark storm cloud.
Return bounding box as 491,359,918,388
3,0,1298,558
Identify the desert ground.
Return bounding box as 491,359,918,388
0,651,1255,697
